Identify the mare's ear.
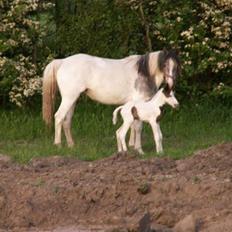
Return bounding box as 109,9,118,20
170,47,181,76
158,48,168,71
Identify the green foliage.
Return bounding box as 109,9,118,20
55,0,141,57
210,82,232,102
0,0,231,106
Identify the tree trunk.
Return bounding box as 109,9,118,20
139,4,152,52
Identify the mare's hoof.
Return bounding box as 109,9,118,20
54,143,62,148
67,143,75,148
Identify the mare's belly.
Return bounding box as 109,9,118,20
86,87,129,105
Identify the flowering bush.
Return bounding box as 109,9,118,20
179,1,232,75
0,0,52,106
8,55,42,107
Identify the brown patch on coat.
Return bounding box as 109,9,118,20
134,76,156,98
131,106,140,120
156,113,162,122
156,106,164,122
137,53,150,79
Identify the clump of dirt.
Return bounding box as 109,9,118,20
0,143,232,232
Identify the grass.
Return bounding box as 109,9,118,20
0,98,231,163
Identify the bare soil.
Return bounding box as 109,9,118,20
0,143,232,232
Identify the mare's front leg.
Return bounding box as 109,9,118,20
134,120,144,155
150,120,163,154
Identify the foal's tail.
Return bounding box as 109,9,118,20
42,59,62,126
113,106,123,125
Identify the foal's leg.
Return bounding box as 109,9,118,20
116,128,123,152
128,124,135,147
134,120,144,155
63,103,76,147
150,121,163,154
156,123,163,153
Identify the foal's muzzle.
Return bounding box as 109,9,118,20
174,103,180,109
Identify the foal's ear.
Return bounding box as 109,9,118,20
164,84,170,91
163,84,171,96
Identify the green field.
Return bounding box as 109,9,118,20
0,97,231,163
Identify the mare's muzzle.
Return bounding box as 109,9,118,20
165,76,175,89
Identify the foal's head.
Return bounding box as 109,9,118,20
158,49,181,90
159,85,179,109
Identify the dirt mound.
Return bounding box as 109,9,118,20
0,143,232,232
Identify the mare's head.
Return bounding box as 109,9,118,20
158,49,181,90
158,85,179,109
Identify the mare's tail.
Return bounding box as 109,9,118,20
42,59,62,126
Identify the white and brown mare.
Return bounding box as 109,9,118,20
42,49,181,152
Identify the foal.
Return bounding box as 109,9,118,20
113,86,179,154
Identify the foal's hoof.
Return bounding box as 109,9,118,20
157,151,164,156
117,151,127,156
128,142,135,147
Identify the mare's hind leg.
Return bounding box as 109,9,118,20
63,103,76,147
54,96,79,146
